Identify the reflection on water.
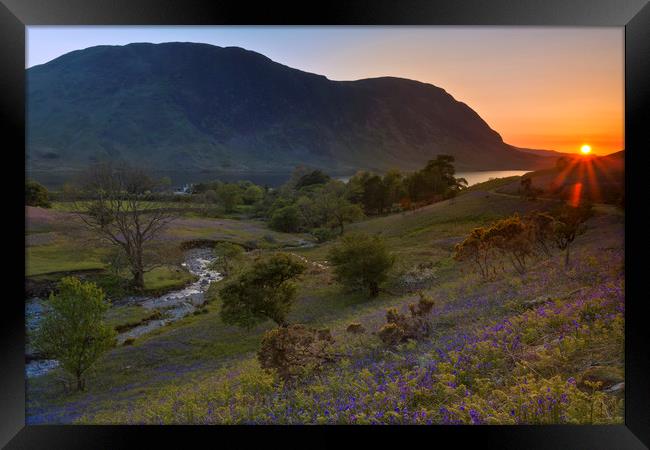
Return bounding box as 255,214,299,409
455,170,530,186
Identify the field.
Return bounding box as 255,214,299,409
24,185,625,424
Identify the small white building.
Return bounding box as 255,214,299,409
173,184,193,195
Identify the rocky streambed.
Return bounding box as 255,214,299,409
25,247,222,378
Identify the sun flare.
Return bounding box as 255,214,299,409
580,144,592,155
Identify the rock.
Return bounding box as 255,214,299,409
605,382,624,394
522,296,551,308
579,366,624,390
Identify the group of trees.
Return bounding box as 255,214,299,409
264,170,364,239
348,155,467,214
264,156,467,239
454,203,593,279
193,180,265,213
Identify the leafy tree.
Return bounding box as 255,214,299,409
405,155,466,203
217,184,243,213
316,180,364,235
552,203,593,268
33,277,116,391
212,242,245,276
382,169,406,208
295,169,331,189
242,185,264,205
362,174,390,214
269,205,301,233
72,163,177,290
25,179,51,208
204,189,218,203
219,253,306,328
328,233,395,297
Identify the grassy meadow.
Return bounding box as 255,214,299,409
25,184,625,425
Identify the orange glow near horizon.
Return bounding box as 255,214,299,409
581,145,592,155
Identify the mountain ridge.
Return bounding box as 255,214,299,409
27,42,557,174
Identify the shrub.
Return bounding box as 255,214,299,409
25,179,51,208
269,205,301,233
454,228,495,280
243,185,264,205
484,214,534,274
328,233,395,297
378,293,435,346
524,212,555,257
346,322,366,334
311,227,337,243
258,324,335,382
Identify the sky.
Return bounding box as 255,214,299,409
27,26,624,155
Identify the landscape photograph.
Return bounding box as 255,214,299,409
25,26,625,425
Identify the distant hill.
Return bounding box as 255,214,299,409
27,42,558,175
496,151,625,204
516,147,574,158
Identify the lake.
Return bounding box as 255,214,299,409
29,169,529,190
335,170,530,186
454,170,530,186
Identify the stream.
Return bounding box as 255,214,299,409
25,247,221,378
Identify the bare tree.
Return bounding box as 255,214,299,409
70,162,178,291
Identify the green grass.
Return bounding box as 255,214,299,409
104,305,158,331
50,200,213,212
26,242,108,276
25,191,625,424
143,266,196,292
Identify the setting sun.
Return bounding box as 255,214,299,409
581,144,592,155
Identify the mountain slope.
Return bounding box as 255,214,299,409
496,150,625,204
27,42,555,173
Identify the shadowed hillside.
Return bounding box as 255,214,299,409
496,151,624,205
27,42,554,174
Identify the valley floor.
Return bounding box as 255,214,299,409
25,191,625,424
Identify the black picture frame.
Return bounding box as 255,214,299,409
2,0,648,448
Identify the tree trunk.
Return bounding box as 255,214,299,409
132,250,145,290
564,246,570,269
369,283,379,298
132,270,144,290
76,374,85,391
